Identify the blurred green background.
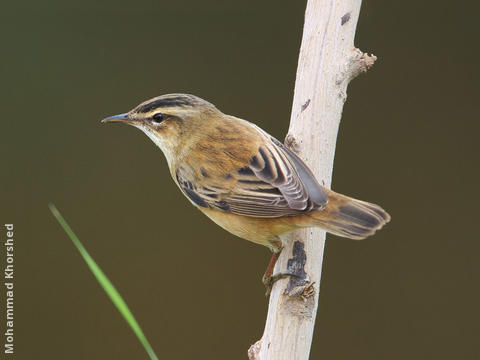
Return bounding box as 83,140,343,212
1,0,478,359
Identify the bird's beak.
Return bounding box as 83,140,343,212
101,113,133,124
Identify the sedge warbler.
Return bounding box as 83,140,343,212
102,93,390,287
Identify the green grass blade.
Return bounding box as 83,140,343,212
48,203,159,360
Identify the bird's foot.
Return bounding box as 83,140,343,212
262,271,301,297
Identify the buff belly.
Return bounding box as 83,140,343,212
200,208,300,251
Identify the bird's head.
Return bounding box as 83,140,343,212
102,93,221,165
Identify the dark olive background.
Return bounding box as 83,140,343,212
1,0,478,359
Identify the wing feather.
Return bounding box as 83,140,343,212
176,134,328,218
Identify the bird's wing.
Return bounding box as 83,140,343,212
175,134,328,218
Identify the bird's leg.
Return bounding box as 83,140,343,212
262,251,280,286
262,249,301,296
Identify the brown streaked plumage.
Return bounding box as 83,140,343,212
102,94,390,283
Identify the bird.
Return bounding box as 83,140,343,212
102,93,390,288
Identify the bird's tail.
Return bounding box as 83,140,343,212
310,189,390,240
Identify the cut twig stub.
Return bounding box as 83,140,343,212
248,340,262,360
284,134,301,154
288,281,316,300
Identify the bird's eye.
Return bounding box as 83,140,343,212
152,113,165,123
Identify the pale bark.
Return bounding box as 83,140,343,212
248,1,375,359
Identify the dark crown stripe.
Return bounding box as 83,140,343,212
137,96,196,113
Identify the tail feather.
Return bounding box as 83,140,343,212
311,189,390,240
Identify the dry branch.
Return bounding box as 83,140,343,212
248,1,375,359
